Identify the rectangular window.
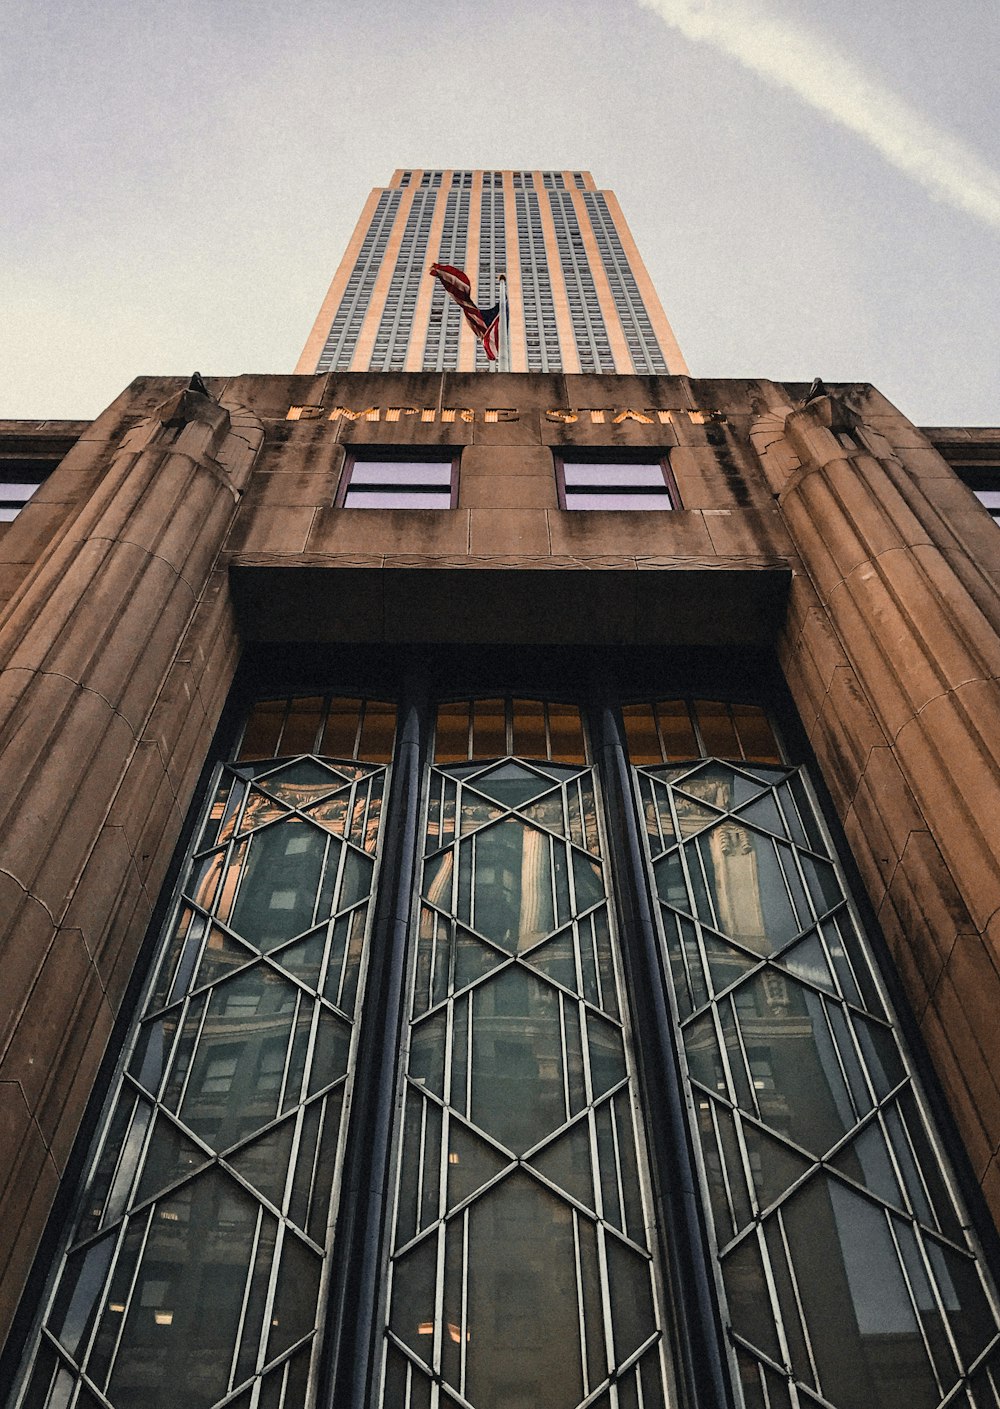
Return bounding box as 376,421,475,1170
337,452,458,509
555,452,677,510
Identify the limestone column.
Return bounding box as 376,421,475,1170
751,386,1000,1220
0,381,263,1341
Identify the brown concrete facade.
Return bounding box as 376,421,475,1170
1,369,999,1353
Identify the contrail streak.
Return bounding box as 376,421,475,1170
638,0,1000,231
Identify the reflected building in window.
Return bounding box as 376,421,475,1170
296,170,688,375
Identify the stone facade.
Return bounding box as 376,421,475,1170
1,370,999,1358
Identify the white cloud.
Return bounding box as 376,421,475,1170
638,0,1000,231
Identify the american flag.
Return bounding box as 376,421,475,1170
429,263,496,355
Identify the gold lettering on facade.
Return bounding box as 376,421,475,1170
652,410,676,425
328,406,381,422
440,409,476,424
587,410,607,424
286,405,325,420
611,409,655,425
484,408,519,423
385,407,421,422
545,409,578,423
421,409,437,422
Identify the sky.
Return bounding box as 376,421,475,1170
3,0,999,425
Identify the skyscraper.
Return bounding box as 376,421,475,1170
296,170,688,375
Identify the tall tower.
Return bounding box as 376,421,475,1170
296,170,689,375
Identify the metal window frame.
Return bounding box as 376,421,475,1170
335,449,460,510
553,449,681,511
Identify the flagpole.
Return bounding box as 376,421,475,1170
498,273,509,373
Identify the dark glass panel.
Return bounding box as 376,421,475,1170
304,1091,344,1245
694,824,800,955
783,1177,939,1409
926,1238,998,1369
472,760,555,809
694,700,741,759
604,1235,657,1363
193,926,254,990
742,1121,812,1212
409,1011,448,1102
446,1117,509,1213
304,786,351,838
258,759,344,807
75,1094,137,1240
388,1234,437,1361
358,699,396,763
227,1117,296,1210
469,967,568,1152
761,1216,813,1387
319,697,361,759
464,1173,584,1409
106,1170,260,1409
572,851,604,912
267,1232,321,1360
472,698,506,759
702,929,760,996
656,700,699,761
731,705,782,764
189,849,225,912
234,1213,278,1384
577,1216,608,1395
133,1115,208,1207
622,704,661,765
780,931,838,997
891,1090,964,1241
737,791,787,840
524,926,577,993
238,699,286,762
799,853,843,918
435,702,471,763
721,1233,781,1362
547,703,586,764
150,905,203,1010
279,697,324,755
585,1010,627,1100
511,698,547,758
49,1234,116,1360
228,821,326,949
530,1116,594,1212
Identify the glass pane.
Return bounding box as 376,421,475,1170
350,461,452,485
511,698,546,758
436,702,470,762
320,697,361,758
238,699,286,761
358,700,396,762
563,463,665,486
693,700,741,759
657,700,699,761
731,705,782,764
472,699,506,758
566,491,671,510
344,489,452,507
547,704,586,764
280,697,323,754
622,704,661,765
